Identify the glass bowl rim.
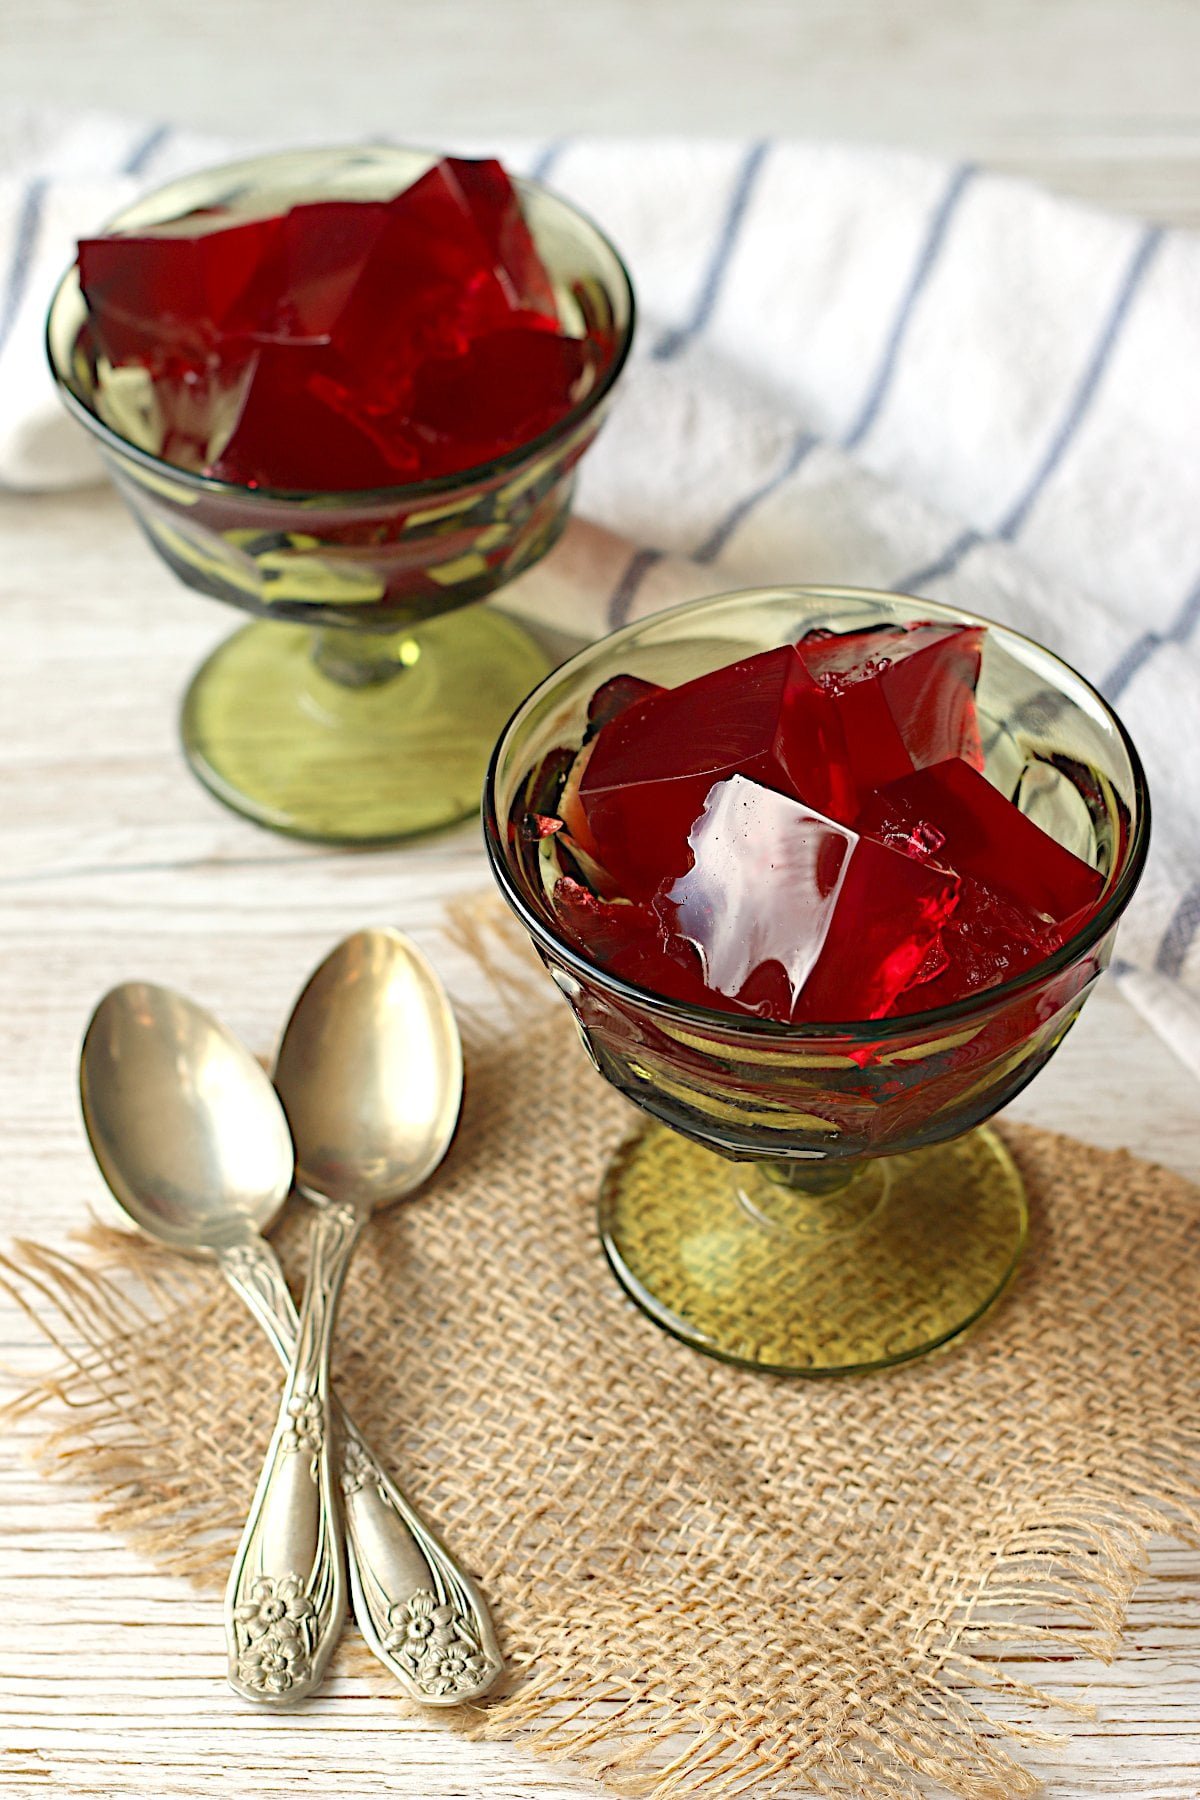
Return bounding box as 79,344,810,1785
44,141,637,508
483,582,1152,1042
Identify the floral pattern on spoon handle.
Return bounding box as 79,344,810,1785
339,1421,501,1702
223,1202,360,1705
218,1231,504,1705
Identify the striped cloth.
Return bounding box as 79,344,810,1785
3,112,1199,1079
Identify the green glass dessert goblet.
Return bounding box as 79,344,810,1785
484,585,1150,1375
46,145,634,844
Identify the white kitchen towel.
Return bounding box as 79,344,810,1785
3,111,1199,1078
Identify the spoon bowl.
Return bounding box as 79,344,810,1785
273,926,464,1213
80,982,293,1253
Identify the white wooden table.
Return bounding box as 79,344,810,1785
3,4,1200,1794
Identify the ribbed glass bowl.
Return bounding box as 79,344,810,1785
485,585,1150,1374
47,145,634,843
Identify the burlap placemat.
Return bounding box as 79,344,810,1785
4,920,1199,1800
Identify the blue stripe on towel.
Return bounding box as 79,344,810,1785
0,178,46,361
898,528,984,594
609,546,664,626
652,141,768,361
122,122,172,177
694,431,819,564
842,163,975,451
529,141,569,185
896,222,1165,595
691,164,973,565
1102,570,1200,701
996,223,1165,541
1156,879,1200,980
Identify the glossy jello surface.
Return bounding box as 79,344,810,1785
76,156,606,492
518,621,1106,1025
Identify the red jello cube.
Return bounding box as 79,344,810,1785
438,157,558,319
889,877,1047,1014
662,775,855,1015
797,621,985,777
571,646,822,897
570,646,791,896
856,758,1104,926
858,758,1105,1014
329,160,548,406
208,344,416,490
407,325,589,474
773,652,865,822
793,834,959,1021
265,198,393,343
657,775,958,1023
79,213,284,373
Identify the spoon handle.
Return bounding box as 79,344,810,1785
340,1420,503,1704
218,1240,303,1366
223,1202,361,1705
217,1239,503,1704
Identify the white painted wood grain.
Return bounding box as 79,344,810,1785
3,4,1200,1785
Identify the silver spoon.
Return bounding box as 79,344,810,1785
80,979,500,1706
230,928,500,1706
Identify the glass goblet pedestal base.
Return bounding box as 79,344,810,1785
181,606,549,844
599,1123,1027,1374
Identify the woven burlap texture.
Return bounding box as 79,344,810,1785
4,939,1200,1800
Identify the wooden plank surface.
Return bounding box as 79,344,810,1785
2,4,1200,1791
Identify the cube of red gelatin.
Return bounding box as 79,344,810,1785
889,877,1049,1014
208,344,414,490
79,213,284,373
859,757,1105,1013
773,651,866,823
440,158,558,320
408,325,589,473
574,645,839,898
329,160,545,408
797,621,985,782
796,833,959,1021
662,775,856,1020
266,198,393,343
857,758,1104,927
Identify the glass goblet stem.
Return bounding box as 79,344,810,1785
763,1159,855,1197
312,625,420,689
736,1156,886,1237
